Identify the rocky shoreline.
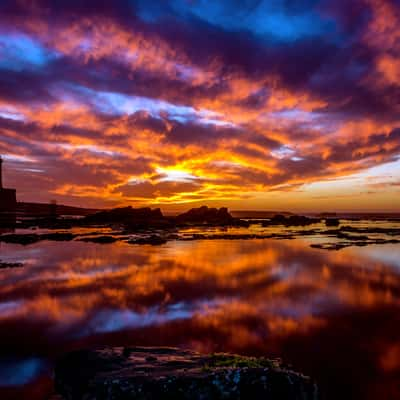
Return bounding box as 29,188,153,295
1,206,399,251
54,347,319,400
1,224,399,250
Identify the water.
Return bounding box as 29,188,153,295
0,237,399,399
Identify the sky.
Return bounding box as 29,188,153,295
0,0,399,212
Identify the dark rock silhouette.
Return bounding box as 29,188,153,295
128,234,168,245
54,347,319,400
40,233,76,241
0,261,23,269
83,207,167,228
78,235,119,244
0,232,76,245
325,218,340,227
175,206,234,225
339,225,400,235
0,233,41,245
263,215,320,227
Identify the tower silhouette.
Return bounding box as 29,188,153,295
0,156,17,226
0,156,3,189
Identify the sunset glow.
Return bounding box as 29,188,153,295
0,0,399,211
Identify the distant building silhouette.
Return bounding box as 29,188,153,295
0,156,17,225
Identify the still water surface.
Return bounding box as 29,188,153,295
0,238,399,399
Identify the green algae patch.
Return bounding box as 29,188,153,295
208,353,281,369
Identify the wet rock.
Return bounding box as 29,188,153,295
310,243,349,251
292,230,318,236
325,218,340,227
339,226,400,236
181,233,248,241
0,233,41,245
40,232,76,241
78,235,119,244
54,347,319,400
310,237,400,250
0,232,76,245
336,232,370,241
265,214,287,225
0,261,23,269
128,235,167,245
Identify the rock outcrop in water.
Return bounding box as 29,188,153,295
81,206,240,228
0,260,23,269
54,347,319,400
0,232,76,245
175,206,235,226
325,218,340,227
83,207,168,228
127,234,168,245
263,215,320,227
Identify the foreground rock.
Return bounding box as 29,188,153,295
55,347,319,400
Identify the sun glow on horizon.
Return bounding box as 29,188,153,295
0,0,399,211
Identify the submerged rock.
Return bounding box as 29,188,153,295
339,226,400,236
310,243,349,251
78,235,119,244
54,347,319,400
127,234,168,245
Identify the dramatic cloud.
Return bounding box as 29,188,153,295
0,0,399,210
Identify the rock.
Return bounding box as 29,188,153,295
128,234,167,245
83,207,167,228
175,206,235,226
336,232,369,241
78,235,119,244
40,232,76,241
263,215,320,227
54,347,319,400
339,226,400,236
310,237,400,251
0,261,23,269
0,233,41,245
325,218,340,227
0,232,76,245
265,214,287,225
310,243,349,251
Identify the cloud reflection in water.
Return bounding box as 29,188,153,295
0,239,399,399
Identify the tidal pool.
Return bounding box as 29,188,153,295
0,238,399,399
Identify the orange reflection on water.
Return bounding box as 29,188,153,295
0,238,400,399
